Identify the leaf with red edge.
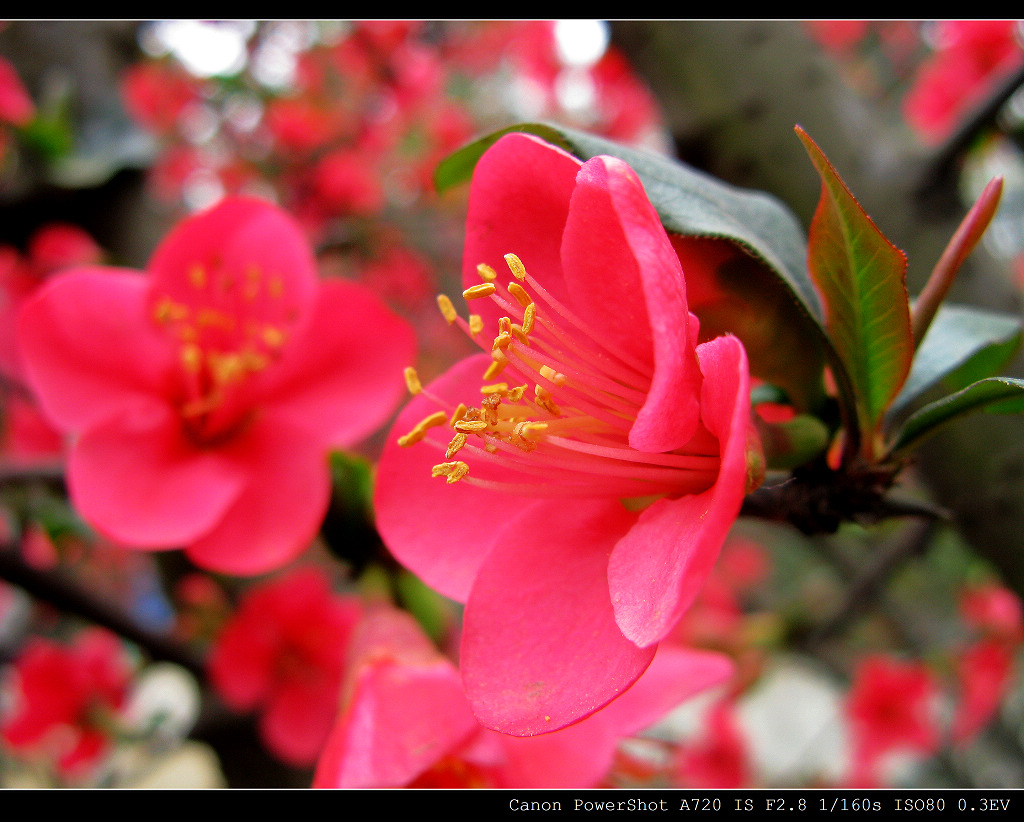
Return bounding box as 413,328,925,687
797,126,913,456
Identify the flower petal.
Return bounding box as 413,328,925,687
561,154,702,453
495,645,734,787
68,401,245,547
146,196,319,345
184,411,331,575
461,498,652,736
17,268,175,431
259,277,415,446
374,353,539,602
609,335,752,647
462,133,581,328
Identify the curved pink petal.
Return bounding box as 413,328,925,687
17,268,175,431
314,608,484,787
146,197,318,343
262,678,339,767
462,132,581,328
260,277,415,446
184,411,331,575
494,646,733,787
68,401,245,547
374,354,544,602
461,498,652,736
561,154,701,452
608,335,752,647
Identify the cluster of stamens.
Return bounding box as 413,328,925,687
397,253,722,501
151,261,290,443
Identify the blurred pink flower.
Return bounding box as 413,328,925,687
17,196,415,575
313,607,732,788
120,61,200,136
0,55,34,126
209,567,362,766
903,21,1024,143
844,655,940,786
674,698,752,789
951,638,1016,746
375,133,760,735
960,582,1024,641
1,628,132,776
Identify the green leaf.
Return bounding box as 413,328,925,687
890,377,1024,454
436,122,830,411
796,126,913,449
888,303,1022,419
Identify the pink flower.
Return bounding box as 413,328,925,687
951,638,1016,746
17,196,415,575
313,607,732,788
844,655,940,785
674,699,752,789
0,55,34,127
903,21,1024,143
208,567,362,766
1,628,132,776
375,133,760,735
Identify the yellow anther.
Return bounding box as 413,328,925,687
188,263,207,288
180,344,203,373
492,332,512,351
483,358,507,380
404,367,422,396
463,283,497,300
507,282,532,308
506,385,527,402
397,411,447,447
454,419,489,433
431,461,469,484
153,297,189,324
445,432,467,459
498,316,512,335
504,253,527,280
469,314,484,336
539,365,566,385
437,294,457,325
449,403,468,427
262,326,286,348
535,384,561,416
522,303,536,334
510,323,530,345
481,382,508,395
476,263,497,281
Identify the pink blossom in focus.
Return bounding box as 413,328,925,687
17,196,415,575
208,567,362,766
313,607,733,788
375,133,760,735
1,628,132,776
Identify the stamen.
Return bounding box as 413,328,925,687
481,383,509,395
404,367,422,395
477,263,497,281
431,461,469,483
507,282,533,308
522,303,536,334
437,294,457,325
469,315,484,336
449,403,468,427
463,283,497,300
397,410,449,447
483,358,507,380
504,253,527,280
446,432,467,458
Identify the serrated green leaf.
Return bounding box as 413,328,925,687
797,127,913,450
890,376,1024,454
436,122,831,411
888,303,1022,419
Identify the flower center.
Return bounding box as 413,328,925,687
399,253,721,500
151,260,292,445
